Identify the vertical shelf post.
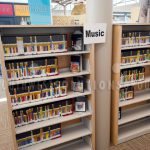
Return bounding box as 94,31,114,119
111,25,122,145
0,35,18,149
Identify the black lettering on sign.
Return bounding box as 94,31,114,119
101,31,104,36
85,30,105,37
86,30,91,37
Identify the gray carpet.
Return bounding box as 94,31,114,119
109,134,150,150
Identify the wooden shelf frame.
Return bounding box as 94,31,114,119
0,26,95,150
111,24,150,145
0,37,17,150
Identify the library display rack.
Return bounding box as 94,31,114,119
111,24,150,145
0,25,95,150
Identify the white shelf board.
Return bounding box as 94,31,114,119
16,111,92,134
120,76,150,88
121,45,150,50
120,62,150,69
119,89,150,107
119,103,150,125
12,90,91,110
0,25,83,28
119,117,150,144
51,140,91,150
5,51,90,61
21,123,92,150
9,71,90,86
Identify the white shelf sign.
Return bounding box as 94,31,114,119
84,23,107,44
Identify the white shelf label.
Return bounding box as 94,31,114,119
84,23,107,44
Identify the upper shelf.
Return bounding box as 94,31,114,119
5,51,90,61
121,45,150,50
9,71,90,86
120,76,150,88
0,25,83,29
120,62,150,69
113,23,150,26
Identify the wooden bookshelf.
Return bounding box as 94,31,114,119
0,26,95,150
111,24,150,145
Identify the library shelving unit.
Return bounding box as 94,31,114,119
111,24,150,145
0,25,95,150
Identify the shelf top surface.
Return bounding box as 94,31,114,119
113,23,150,26
5,51,90,61
0,25,83,29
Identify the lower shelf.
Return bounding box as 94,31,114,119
119,89,150,107
21,123,92,150
51,140,91,150
119,117,150,144
119,103,150,125
16,111,92,134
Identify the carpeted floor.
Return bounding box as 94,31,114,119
109,134,150,150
